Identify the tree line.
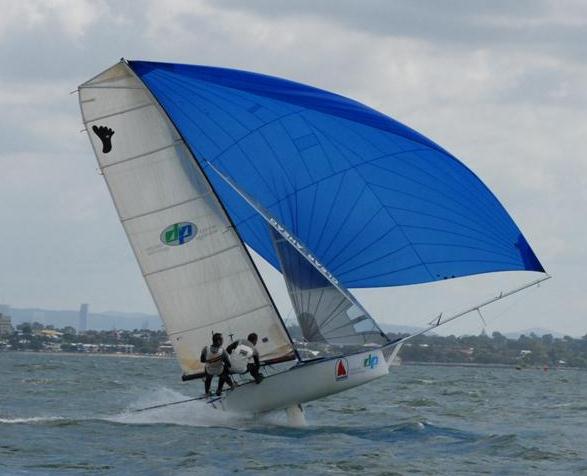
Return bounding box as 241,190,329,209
391,331,587,368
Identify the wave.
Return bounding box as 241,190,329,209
0,416,67,424
0,387,295,430
107,387,258,429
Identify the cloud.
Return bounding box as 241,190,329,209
0,0,107,40
206,0,587,62
0,0,584,335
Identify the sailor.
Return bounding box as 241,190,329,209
226,333,264,384
200,333,234,396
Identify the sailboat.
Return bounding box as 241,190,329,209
78,59,548,424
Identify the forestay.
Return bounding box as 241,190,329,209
78,63,295,376
203,158,389,349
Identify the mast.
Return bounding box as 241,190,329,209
122,59,300,361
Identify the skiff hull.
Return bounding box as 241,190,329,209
219,348,388,414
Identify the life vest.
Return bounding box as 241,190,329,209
229,342,254,374
204,345,225,376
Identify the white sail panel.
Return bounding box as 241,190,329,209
122,199,237,275
85,104,179,169
79,63,294,375
103,145,205,221
270,228,389,348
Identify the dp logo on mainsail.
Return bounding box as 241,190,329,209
161,222,197,246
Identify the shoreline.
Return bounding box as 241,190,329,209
3,350,174,360
401,360,586,371
4,350,585,370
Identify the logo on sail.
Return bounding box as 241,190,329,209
363,354,379,369
335,358,349,380
91,125,115,154
161,222,197,246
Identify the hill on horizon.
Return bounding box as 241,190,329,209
1,306,575,338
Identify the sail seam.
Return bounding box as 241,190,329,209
83,102,153,123
143,244,240,277
120,195,209,223
167,303,272,337
79,85,145,90
309,119,436,281
100,141,183,170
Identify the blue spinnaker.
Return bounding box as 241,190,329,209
129,60,544,288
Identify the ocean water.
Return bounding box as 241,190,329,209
1,352,586,475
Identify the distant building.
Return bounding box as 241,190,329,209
157,341,175,355
79,304,88,332
0,313,13,336
39,329,63,339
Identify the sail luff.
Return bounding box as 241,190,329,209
78,62,171,348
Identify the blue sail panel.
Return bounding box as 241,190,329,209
129,60,545,288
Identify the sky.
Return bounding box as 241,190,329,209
0,0,585,336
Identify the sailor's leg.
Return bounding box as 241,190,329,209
247,363,264,384
216,369,230,395
225,371,235,389
204,372,212,394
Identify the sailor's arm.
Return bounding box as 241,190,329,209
226,341,238,354
221,349,231,368
200,347,207,363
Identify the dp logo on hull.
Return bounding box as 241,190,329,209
161,222,197,246
363,354,379,369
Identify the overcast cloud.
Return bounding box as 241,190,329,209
0,0,584,336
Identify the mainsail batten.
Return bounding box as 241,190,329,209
79,62,296,376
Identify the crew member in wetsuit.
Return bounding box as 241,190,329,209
226,332,264,384
200,333,234,396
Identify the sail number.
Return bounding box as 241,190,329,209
269,218,339,285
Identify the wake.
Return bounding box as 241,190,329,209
0,416,67,424
0,387,298,429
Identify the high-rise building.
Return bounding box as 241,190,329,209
0,313,13,336
79,304,89,332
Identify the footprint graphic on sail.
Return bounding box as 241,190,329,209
92,125,115,153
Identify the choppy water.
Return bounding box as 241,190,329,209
1,352,586,475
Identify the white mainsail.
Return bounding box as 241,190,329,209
78,62,295,376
